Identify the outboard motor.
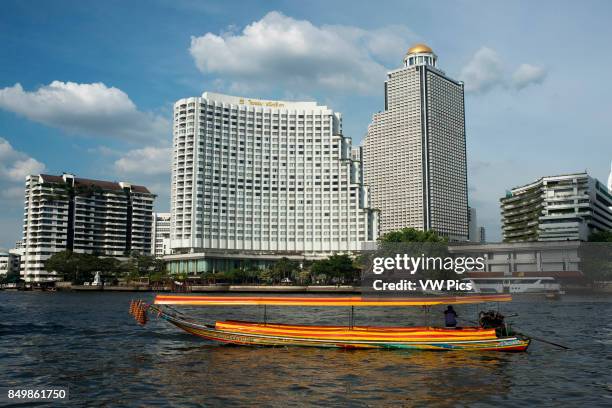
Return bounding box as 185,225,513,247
478,310,507,335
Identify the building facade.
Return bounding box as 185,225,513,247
449,241,583,281
151,212,172,257
608,163,612,194
168,92,378,273
21,174,155,282
363,43,468,240
0,252,13,277
11,240,25,277
501,172,612,242
478,226,486,243
468,207,478,243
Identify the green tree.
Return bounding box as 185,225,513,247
45,251,96,284
272,257,300,282
310,254,358,284
0,271,21,284
579,242,612,282
378,227,447,243
589,230,612,242
373,228,452,282
258,267,275,284
295,269,312,285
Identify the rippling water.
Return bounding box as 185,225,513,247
1,291,611,407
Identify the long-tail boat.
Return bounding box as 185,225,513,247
129,294,530,352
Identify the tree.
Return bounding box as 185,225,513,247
45,251,96,283
0,271,21,285
580,241,612,282
258,267,276,284
374,227,451,282
378,227,448,243
44,250,168,284
295,269,311,285
310,254,358,284
589,230,612,242
272,257,299,282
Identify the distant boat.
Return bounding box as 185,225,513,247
462,277,563,295
130,294,530,352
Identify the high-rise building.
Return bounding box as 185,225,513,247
468,207,478,242
478,226,486,243
608,162,612,194
10,240,25,275
151,212,172,257
363,43,468,240
167,92,378,273
501,172,612,242
0,252,13,277
21,174,155,282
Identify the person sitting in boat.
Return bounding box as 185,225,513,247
444,306,458,328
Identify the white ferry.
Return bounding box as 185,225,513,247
462,277,562,294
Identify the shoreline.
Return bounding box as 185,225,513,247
24,284,363,293
3,284,610,295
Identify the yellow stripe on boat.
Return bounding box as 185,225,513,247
214,321,499,342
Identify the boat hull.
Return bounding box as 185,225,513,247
160,314,530,352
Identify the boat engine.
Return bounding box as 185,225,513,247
478,310,505,329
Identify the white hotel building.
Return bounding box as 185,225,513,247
363,44,469,241
166,92,378,274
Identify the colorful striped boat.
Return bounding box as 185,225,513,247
130,294,530,352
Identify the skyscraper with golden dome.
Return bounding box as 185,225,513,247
363,44,469,240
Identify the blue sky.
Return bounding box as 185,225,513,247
1,0,611,248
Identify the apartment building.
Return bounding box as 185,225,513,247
21,173,155,282
151,212,172,257
501,172,612,242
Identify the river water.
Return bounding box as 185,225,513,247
1,291,610,407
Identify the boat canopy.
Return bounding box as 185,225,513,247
154,294,511,307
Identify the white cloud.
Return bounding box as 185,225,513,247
1,186,25,200
189,11,415,95
0,81,170,141
512,64,547,90
461,47,547,94
328,24,417,65
0,138,46,183
113,146,172,176
460,47,505,93
7,157,45,182
112,146,171,211
0,138,47,247
86,145,120,156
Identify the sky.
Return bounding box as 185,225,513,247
1,0,611,248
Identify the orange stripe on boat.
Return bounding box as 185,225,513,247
221,321,492,332
154,294,512,307
213,321,499,341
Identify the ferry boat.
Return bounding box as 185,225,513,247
462,277,562,295
130,294,530,352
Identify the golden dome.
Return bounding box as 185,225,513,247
407,43,433,55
